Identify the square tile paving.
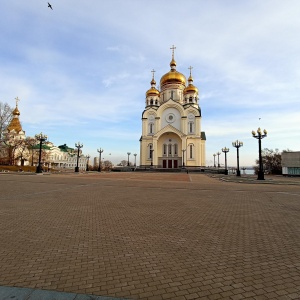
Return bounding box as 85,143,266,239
0,172,299,299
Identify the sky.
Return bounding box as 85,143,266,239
1,0,299,167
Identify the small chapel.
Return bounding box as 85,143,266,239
140,46,206,168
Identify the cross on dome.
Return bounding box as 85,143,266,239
151,69,156,80
15,96,20,107
170,45,176,59
188,66,193,76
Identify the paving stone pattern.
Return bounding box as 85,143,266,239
0,172,300,300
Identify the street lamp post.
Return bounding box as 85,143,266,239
182,149,186,168
35,132,47,173
217,152,221,168
134,153,137,167
213,154,216,168
86,154,90,171
222,147,230,175
232,140,243,176
252,127,267,180
150,149,154,167
97,148,103,172
75,142,83,172
127,152,131,166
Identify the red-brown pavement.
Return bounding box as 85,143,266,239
0,172,299,300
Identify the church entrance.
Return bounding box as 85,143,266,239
162,159,179,169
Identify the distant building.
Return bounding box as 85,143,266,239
0,98,28,165
140,47,206,168
48,143,88,170
282,151,300,176
0,98,88,170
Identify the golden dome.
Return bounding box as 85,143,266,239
160,70,186,86
146,87,160,97
12,106,20,116
184,68,198,94
184,83,198,94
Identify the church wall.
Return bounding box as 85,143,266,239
161,108,181,131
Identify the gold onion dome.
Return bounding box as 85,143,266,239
161,46,186,86
184,84,198,94
12,106,20,116
160,59,186,85
146,87,160,97
160,70,186,86
146,70,160,97
184,67,198,94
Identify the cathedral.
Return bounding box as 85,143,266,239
140,47,206,168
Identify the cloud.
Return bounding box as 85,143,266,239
1,0,300,164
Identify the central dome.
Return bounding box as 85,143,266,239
160,70,186,86
160,57,186,86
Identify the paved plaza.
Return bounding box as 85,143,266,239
0,172,300,300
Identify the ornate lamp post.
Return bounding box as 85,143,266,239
133,153,137,167
97,148,103,172
213,154,216,168
35,133,47,173
150,149,154,167
127,152,131,166
232,140,243,176
252,127,267,180
86,154,90,171
182,149,186,168
217,152,221,168
221,147,230,175
75,142,83,172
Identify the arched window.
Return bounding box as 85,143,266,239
150,99,153,105
149,123,154,134
188,122,194,134
163,144,167,156
189,144,194,159
168,144,172,156
174,144,178,156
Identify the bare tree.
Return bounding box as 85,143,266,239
25,137,38,166
118,160,128,167
254,148,289,175
103,160,113,171
0,102,13,139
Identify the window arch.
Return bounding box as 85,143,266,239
149,122,154,134
188,121,194,134
168,144,172,156
148,144,153,159
163,144,167,156
174,144,178,156
188,144,194,159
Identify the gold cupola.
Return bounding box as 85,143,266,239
160,45,186,87
146,70,160,97
6,97,23,133
183,66,198,95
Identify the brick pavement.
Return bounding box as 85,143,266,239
0,172,300,299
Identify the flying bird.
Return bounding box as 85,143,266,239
48,2,53,10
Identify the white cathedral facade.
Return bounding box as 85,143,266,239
140,48,206,168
